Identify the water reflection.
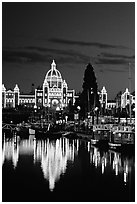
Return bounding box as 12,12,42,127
2,135,134,191
2,136,19,168
2,136,80,191
34,138,79,191
89,144,134,185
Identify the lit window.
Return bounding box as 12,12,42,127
37,93,42,96
38,99,42,103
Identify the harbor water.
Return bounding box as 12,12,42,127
2,134,135,202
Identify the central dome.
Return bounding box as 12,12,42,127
43,60,63,89
45,60,62,80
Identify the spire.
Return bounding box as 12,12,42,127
125,88,129,93
63,80,67,85
2,84,6,92
51,60,56,70
14,84,19,92
101,86,107,93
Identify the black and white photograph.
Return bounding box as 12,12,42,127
2,1,135,202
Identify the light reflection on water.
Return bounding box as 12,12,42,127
89,144,134,185
2,136,19,169
2,135,134,192
34,138,77,191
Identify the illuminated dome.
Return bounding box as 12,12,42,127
46,60,62,79
44,60,63,88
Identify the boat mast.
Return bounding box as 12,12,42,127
128,62,132,124
87,88,90,115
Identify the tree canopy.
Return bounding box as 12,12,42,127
82,63,98,93
76,63,100,118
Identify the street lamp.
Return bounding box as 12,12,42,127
34,105,37,112
94,107,99,124
77,106,81,131
77,106,81,112
56,106,60,124
101,118,105,124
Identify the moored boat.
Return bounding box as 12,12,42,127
63,131,78,139
29,128,35,135
16,123,31,138
30,122,50,137
32,123,64,139
108,125,135,153
91,124,111,148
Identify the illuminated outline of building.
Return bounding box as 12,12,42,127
2,61,135,110
2,60,75,110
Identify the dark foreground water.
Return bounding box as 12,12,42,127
2,134,135,202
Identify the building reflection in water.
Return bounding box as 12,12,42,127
89,144,134,185
2,135,134,190
2,135,19,168
2,136,80,191
33,138,79,191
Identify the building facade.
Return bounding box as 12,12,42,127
2,60,135,112
98,87,135,111
98,86,108,109
121,88,135,109
2,60,75,110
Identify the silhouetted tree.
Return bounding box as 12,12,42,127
79,63,100,118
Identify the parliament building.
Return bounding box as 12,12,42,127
2,60,75,110
2,60,134,111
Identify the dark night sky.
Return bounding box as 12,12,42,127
2,2,135,99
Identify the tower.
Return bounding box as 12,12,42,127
100,86,107,109
43,60,67,109
43,79,49,107
14,84,20,108
62,80,68,108
2,84,6,108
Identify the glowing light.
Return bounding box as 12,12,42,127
34,138,76,191
2,137,19,168
76,139,79,151
104,157,107,167
102,162,104,174
124,172,127,183
115,164,118,176
12,146,19,168
88,142,90,152
101,119,105,123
